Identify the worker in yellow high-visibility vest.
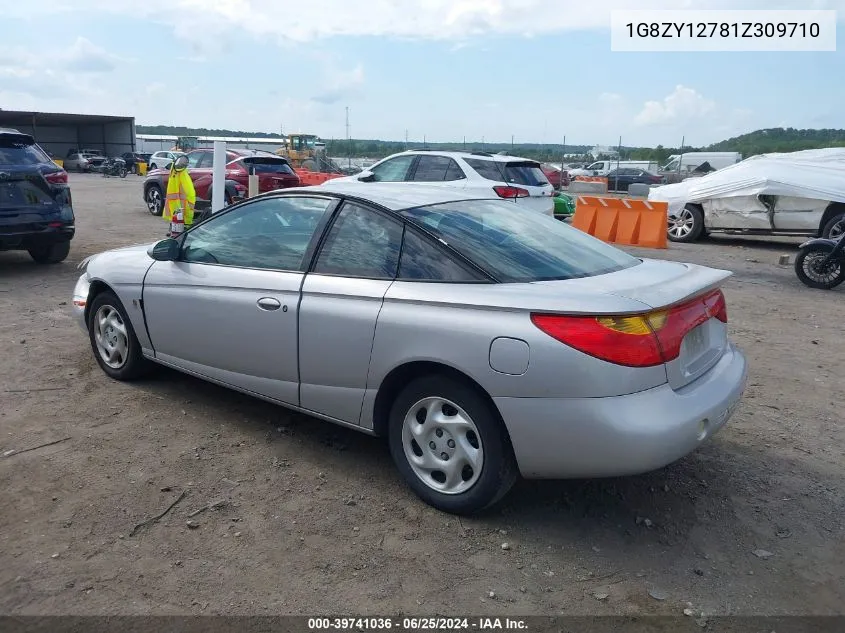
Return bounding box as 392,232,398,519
162,155,196,238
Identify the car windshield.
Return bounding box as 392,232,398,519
401,200,640,282
0,137,50,166
240,159,295,175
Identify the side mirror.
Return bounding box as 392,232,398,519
357,170,375,182
147,238,179,261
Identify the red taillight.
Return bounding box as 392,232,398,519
48,221,64,228
493,185,529,199
531,289,727,368
44,170,68,184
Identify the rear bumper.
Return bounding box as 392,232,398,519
0,224,75,251
495,343,748,479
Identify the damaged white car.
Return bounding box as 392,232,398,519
648,148,845,243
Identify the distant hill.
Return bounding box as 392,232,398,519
706,128,845,155
136,125,845,162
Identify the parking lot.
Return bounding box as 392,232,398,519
1,174,843,616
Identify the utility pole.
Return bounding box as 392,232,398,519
561,135,566,170
482,135,485,151
511,134,514,149
405,129,408,150
615,135,622,192
463,135,466,150
423,134,427,148
345,106,351,168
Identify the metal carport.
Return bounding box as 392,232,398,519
0,110,136,159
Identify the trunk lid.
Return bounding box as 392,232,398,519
532,258,732,389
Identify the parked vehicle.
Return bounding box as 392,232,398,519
570,160,659,178
660,152,742,184
147,150,186,171
651,148,845,243
73,181,747,514
65,151,106,172
122,152,152,174
331,150,555,216
0,128,74,264
142,148,299,217
541,163,570,189
794,230,845,289
101,156,128,178
606,168,664,192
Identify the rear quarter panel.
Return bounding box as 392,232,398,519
360,281,668,430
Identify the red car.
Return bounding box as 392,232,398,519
541,163,570,189
142,148,301,217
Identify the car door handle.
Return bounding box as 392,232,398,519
257,297,282,311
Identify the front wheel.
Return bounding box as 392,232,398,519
388,374,518,515
87,291,151,380
668,204,704,243
146,185,164,216
794,243,845,289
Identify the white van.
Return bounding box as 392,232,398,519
660,152,742,182
570,160,659,177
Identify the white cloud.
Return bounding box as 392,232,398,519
15,0,845,45
65,37,117,73
635,85,715,127
311,64,365,105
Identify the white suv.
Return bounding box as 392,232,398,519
148,150,186,171
332,150,555,215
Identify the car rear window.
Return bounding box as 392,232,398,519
0,137,50,166
401,200,639,283
464,159,549,187
239,159,295,175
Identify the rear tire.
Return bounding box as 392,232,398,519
794,243,845,289
28,241,70,264
87,291,151,380
119,167,127,178
821,212,845,240
668,204,704,243
387,374,518,515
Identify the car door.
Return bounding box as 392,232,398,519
298,201,404,424
142,195,337,405
406,155,467,189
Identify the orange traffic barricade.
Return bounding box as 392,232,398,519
294,170,344,186
571,195,668,249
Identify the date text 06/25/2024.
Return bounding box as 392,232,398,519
307,617,528,631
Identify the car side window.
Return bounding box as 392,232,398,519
444,160,465,181
398,228,485,282
411,155,454,182
370,155,416,182
313,202,402,278
464,158,505,182
180,196,333,271
186,152,205,168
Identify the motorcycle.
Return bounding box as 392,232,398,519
101,156,128,178
794,230,845,289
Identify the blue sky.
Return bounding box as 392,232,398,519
0,0,842,147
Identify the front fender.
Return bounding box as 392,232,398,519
799,237,837,249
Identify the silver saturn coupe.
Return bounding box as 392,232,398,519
72,181,747,514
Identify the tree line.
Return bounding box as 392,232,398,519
136,125,845,163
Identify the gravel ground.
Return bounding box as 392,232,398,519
0,174,843,617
